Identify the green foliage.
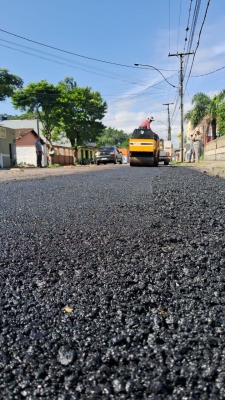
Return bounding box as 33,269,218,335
217,102,225,135
16,112,37,120
12,81,62,145
96,127,131,148
0,113,19,120
185,91,225,140
0,69,23,101
11,76,107,147
184,92,211,128
54,77,107,147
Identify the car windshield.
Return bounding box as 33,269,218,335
99,147,115,151
131,129,157,139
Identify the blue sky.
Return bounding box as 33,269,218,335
1,0,225,146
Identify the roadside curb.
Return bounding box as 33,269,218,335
177,161,225,179
10,168,24,172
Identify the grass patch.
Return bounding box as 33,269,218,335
170,161,181,166
48,164,62,168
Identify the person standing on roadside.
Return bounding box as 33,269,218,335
196,128,204,157
188,134,195,163
34,136,43,168
139,116,154,129
192,129,204,162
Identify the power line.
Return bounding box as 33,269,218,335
108,76,176,104
176,0,183,52
0,38,155,86
169,0,171,53
0,28,139,68
171,92,180,123
184,0,211,92
0,42,148,87
183,0,202,78
169,0,195,123
183,0,193,52
0,27,179,72
191,64,225,77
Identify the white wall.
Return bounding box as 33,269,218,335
205,137,225,161
16,146,37,165
16,146,47,166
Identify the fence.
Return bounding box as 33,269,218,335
204,136,225,161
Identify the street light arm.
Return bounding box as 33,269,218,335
134,63,178,88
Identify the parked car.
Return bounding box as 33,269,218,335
95,146,123,165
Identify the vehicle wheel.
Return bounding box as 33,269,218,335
154,157,159,167
104,162,106,165
114,159,117,164
96,161,100,165
164,161,169,165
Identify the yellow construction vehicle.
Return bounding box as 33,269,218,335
129,128,160,166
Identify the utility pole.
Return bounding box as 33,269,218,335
163,103,174,141
168,52,194,161
36,107,40,137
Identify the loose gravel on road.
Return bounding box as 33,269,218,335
1,165,225,399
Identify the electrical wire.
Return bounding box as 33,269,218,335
170,0,203,123
108,76,177,105
176,0,183,52
1,38,162,87
0,42,149,87
0,27,179,73
183,0,193,52
0,28,141,68
169,0,171,53
191,65,225,77
183,0,202,78
184,0,211,92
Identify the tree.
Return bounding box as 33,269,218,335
217,102,225,136
0,69,23,101
184,91,225,140
54,78,107,152
12,81,62,145
95,127,131,148
16,112,37,120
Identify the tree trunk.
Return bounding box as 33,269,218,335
69,138,77,164
211,118,217,140
70,138,75,147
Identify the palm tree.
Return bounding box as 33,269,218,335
185,91,225,140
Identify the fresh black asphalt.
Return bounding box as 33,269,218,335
1,165,225,399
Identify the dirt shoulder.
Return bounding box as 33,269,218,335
179,160,225,178
0,164,126,183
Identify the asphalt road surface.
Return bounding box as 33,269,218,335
1,165,225,399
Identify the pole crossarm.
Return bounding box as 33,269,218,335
168,52,195,57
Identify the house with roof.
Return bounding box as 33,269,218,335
15,128,47,166
0,118,72,164
1,118,100,165
15,128,75,166
0,126,16,168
